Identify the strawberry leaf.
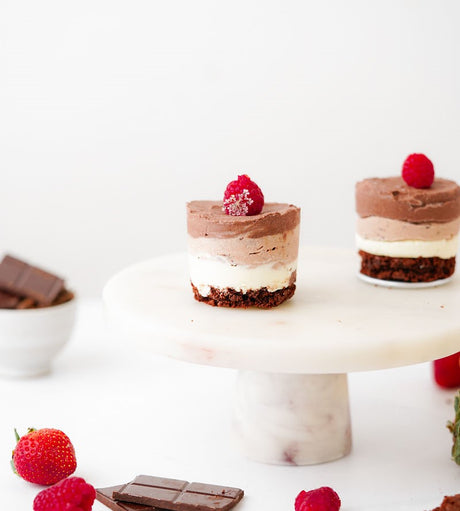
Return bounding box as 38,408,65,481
448,391,460,464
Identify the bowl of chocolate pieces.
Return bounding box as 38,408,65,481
0,255,76,377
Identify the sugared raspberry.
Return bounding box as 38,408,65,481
402,153,435,188
33,477,96,511
223,174,264,216
295,487,341,511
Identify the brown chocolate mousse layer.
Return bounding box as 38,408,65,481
356,177,460,223
187,201,300,239
188,228,300,266
359,250,455,282
191,283,296,308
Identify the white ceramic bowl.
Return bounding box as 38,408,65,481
0,298,77,377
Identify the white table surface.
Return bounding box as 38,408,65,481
0,299,459,511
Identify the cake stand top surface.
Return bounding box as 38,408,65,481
103,247,460,374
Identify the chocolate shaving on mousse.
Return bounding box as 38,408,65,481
359,250,455,283
191,283,296,308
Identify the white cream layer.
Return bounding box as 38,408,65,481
356,234,459,259
189,254,296,296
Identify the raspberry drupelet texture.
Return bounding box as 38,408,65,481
402,153,435,189
223,174,264,216
295,487,341,511
12,428,77,485
33,477,96,511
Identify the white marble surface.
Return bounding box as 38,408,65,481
0,299,459,510
103,247,460,373
103,247,460,466
233,372,351,465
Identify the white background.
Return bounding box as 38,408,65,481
1,0,460,296
2,5,460,509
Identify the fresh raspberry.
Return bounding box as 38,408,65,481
12,428,77,485
402,153,435,188
33,477,95,511
223,174,264,216
434,352,460,388
295,487,341,511
295,490,309,511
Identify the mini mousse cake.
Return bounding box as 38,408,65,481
356,154,460,283
187,174,300,308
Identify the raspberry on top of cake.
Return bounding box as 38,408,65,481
187,175,300,308
355,154,460,283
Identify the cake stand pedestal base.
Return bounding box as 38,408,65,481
233,371,352,465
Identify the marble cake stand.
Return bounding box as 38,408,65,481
103,247,460,466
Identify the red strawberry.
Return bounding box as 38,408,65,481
295,487,341,511
223,174,264,216
12,428,77,485
402,153,435,188
33,476,95,511
434,352,460,388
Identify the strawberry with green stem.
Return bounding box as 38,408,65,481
12,427,77,485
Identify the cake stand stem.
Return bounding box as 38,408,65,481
233,371,352,465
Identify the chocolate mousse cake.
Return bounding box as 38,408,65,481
356,154,460,283
187,175,300,308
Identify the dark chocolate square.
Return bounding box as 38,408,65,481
113,475,244,511
96,485,158,510
0,255,64,305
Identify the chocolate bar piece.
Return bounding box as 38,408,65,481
0,255,64,306
113,475,244,511
0,289,20,309
96,485,158,511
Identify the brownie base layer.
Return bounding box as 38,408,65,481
191,283,296,308
359,250,456,283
